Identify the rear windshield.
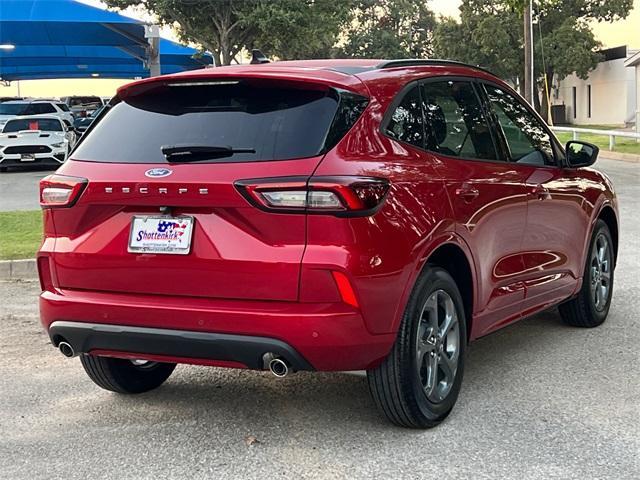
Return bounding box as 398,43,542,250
3,118,63,132
72,81,353,163
0,103,29,115
68,97,102,106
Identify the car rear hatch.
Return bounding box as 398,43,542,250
46,74,368,302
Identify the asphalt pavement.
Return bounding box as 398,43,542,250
0,166,51,211
0,158,638,479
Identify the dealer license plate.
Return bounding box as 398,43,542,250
128,216,194,255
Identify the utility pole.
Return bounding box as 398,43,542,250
144,24,161,77
523,0,534,105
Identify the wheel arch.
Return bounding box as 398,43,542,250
425,243,475,342
597,205,618,264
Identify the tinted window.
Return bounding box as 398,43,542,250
324,92,368,151
57,103,70,112
0,103,29,115
3,118,63,132
74,82,344,163
484,85,555,166
384,85,424,148
421,81,497,160
34,103,57,114
68,96,101,106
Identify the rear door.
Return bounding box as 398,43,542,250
50,78,353,302
424,78,530,336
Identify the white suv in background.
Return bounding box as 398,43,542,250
0,100,75,129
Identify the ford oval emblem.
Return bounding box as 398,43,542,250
145,168,173,178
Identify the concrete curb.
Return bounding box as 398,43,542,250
0,259,38,280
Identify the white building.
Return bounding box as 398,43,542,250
624,50,640,134
552,46,637,126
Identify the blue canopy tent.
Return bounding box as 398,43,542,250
0,39,213,80
0,0,213,81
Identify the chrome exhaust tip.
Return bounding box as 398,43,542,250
58,341,76,358
268,358,289,378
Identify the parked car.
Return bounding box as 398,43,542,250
0,116,75,171
73,105,104,135
60,96,103,118
0,96,24,103
37,59,618,428
0,100,74,130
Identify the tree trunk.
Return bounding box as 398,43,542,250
518,77,525,97
533,81,542,115
211,50,222,67
220,35,231,65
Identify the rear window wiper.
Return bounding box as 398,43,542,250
161,144,256,162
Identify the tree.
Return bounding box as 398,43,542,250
244,0,356,60
433,0,634,117
434,2,522,86
104,0,354,65
340,0,437,59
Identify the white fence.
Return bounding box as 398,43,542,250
551,126,640,151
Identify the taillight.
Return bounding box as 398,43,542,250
40,174,88,208
236,176,390,216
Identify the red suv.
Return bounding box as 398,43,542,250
37,59,618,428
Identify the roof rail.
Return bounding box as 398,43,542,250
376,59,497,77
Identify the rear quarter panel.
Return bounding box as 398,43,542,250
308,76,474,335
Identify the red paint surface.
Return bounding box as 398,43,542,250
38,60,618,370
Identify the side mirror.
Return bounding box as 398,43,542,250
566,141,598,168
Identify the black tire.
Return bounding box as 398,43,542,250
79,355,176,394
367,266,467,428
559,219,615,328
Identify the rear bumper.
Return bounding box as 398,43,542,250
49,321,313,371
0,155,65,167
40,288,395,371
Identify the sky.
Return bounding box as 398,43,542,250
1,0,639,98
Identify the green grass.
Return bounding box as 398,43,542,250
568,124,622,130
555,132,640,156
0,210,43,260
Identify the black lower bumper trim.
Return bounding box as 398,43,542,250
48,321,314,371
0,158,63,167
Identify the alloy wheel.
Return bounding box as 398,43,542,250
415,289,460,403
130,359,157,368
590,233,612,312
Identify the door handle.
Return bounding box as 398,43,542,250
531,185,551,201
455,186,480,202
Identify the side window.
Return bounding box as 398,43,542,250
420,80,498,161
36,103,57,114
384,85,424,148
484,85,555,166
